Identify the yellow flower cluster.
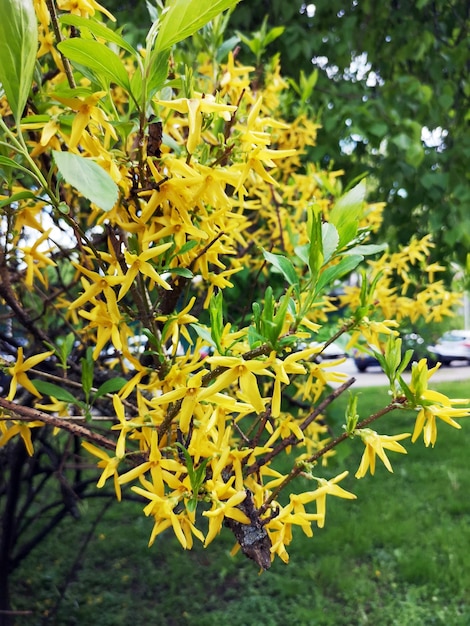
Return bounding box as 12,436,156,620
0,1,468,568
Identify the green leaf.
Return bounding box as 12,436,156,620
0,156,35,178
0,0,38,123
209,290,224,353
344,243,388,256
175,443,209,513
293,243,309,266
81,348,94,400
271,291,293,343
32,380,79,405
0,190,37,207
146,49,170,99
52,150,119,212
164,267,193,278
190,323,216,348
307,205,323,280
316,255,363,294
93,377,127,401
262,249,299,287
329,181,366,250
322,222,339,263
263,25,285,46
155,0,240,52
59,14,137,57
57,39,132,92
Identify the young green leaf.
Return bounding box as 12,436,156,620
155,0,240,52
59,14,138,57
52,151,119,212
0,0,38,123
32,380,79,405
0,190,37,208
209,290,224,353
0,156,37,178
146,49,171,99
307,205,324,281
93,377,127,401
57,39,132,92
262,249,298,288
81,348,94,401
329,181,367,249
316,255,363,295
322,222,339,263
175,443,210,512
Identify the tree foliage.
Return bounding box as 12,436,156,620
0,2,468,617
228,0,470,272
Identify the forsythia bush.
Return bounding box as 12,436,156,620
0,0,468,569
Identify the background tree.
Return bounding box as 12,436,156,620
226,0,470,274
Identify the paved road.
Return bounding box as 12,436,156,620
327,358,470,388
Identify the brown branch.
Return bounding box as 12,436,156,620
259,394,408,513
0,399,116,452
46,0,76,89
245,378,356,478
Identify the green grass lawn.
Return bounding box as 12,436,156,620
9,381,470,625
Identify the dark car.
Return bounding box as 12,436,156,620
352,333,431,373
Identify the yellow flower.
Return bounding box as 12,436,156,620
7,348,54,401
0,420,44,456
204,355,272,413
296,471,356,528
156,94,237,154
203,490,250,546
117,243,173,300
355,429,410,478
82,441,122,500
79,291,127,359
409,358,469,446
57,0,115,21
270,347,318,417
19,229,57,287
70,264,123,310
53,91,115,149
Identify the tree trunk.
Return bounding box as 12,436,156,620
0,441,28,626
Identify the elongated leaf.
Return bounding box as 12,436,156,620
0,155,36,178
316,255,363,294
344,243,388,256
262,249,298,287
52,150,119,212
59,14,137,57
81,348,94,399
0,190,36,207
307,207,323,280
155,0,240,52
329,181,367,249
0,0,38,122
146,49,170,99
32,380,79,405
57,39,131,92
322,222,339,263
93,377,127,400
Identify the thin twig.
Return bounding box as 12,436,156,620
260,394,408,513
45,0,76,89
0,399,116,452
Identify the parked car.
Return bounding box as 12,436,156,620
352,333,431,373
352,348,381,372
427,330,470,365
297,340,348,363
311,341,347,361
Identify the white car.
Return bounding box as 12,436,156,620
428,330,470,365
